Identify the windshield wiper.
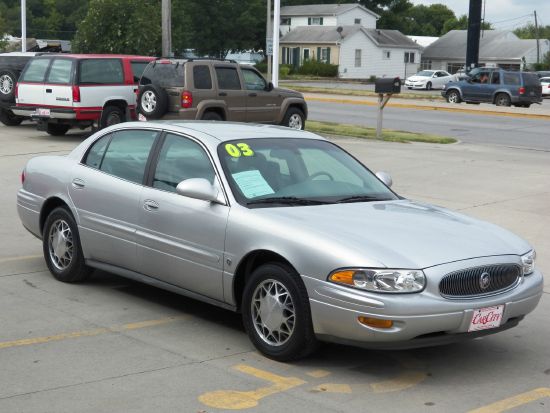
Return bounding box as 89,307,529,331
335,195,387,203
247,196,331,206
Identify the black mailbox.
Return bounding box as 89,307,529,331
374,77,401,94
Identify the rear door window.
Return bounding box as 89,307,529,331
20,59,50,82
46,59,73,84
78,59,124,84
215,67,241,90
193,65,212,89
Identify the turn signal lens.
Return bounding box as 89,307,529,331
328,270,355,285
358,316,393,329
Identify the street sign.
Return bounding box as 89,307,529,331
266,38,273,56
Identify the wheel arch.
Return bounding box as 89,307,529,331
279,99,308,123
492,90,512,104
39,196,73,236
232,249,300,312
196,101,227,120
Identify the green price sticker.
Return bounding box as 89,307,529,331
225,143,254,157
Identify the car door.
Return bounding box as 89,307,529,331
242,67,280,123
69,128,159,271
213,65,247,121
43,58,74,108
136,132,229,301
16,57,51,107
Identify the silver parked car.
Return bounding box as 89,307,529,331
17,121,543,361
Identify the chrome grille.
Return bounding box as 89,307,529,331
439,264,521,298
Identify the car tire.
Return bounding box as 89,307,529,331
282,107,305,130
201,111,223,121
495,93,511,107
46,123,70,136
446,90,461,104
100,105,125,129
138,86,168,119
0,70,17,102
0,108,24,126
242,262,318,361
43,207,92,283
426,82,432,90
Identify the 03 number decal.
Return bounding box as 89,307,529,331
225,143,254,157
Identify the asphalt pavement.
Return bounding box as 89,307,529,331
0,123,549,412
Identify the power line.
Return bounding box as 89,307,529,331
489,13,533,25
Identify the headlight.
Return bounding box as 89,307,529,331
328,268,425,293
521,250,536,275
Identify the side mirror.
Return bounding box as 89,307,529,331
176,178,225,204
266,81,274,92
376,171,393,188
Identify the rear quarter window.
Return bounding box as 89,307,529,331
47,59,73,84
193,65,212,89
502,72,521,86
20,59,50,82
78,59,124,84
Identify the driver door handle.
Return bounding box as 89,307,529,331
143,200,159,211
72,178,85,189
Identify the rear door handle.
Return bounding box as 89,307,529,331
71,178,85,189
219,92,227,96
248,93,257,97
143,200,159,211
46,89,52,93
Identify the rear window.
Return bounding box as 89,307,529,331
47,59,73,84
139,62,185,87
522,73,540,86
78,59,124,84
20,58,50,82
502,72,521,86
130,61,150,83
193,65,212,89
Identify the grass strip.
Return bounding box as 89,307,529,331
287,85,444,101
306,120,456,144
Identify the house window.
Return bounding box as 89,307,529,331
281,17,291,25
355,49,362,67
404,52,415,63
354,18,361,24
308,17,323,25
316,47,331,64
446,63,464,74
421,59,432,70
383,50,391,60
303,48,310,61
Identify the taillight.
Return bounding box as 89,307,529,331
519,87,525,95
72,85,81,102
15,83,19,99
21,169,25,185
181,90,193,108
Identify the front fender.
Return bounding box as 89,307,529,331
278,98,308,123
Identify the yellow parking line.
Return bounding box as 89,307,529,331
305,96,550,121
0,315,185,350
306,369,331,378
0,254,43,264
198,364,306,410
468,387,550,413
370,370,427,393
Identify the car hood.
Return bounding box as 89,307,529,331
406,76,429,82
273,87,304,98
254,200,530,269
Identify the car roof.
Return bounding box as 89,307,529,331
540,77,550,81
33,54,155,60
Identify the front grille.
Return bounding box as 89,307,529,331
439,264,521,298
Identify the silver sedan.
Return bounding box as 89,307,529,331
17,121,543,361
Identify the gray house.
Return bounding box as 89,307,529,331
422,30,550,72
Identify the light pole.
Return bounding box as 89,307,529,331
21,0,26,52
161,0,172,57
272,0,280,86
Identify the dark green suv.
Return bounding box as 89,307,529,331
137,58,308,129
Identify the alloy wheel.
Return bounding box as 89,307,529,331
48,219,74,271
0,74,13,95
288,114,303,130
141,91,157,113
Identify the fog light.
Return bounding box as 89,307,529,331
358,316,393,329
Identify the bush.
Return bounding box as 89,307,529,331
296,60,338,77
254,60,267,73
279,64,293,78
368,75,377,83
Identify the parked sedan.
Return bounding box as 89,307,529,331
404,70,456,90
17,122,543,361
540,77,550,97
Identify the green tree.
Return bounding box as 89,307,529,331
514,23,550,40
441,14,492,35
73,0,160,55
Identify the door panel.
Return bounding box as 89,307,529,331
242,68,280,123
43,58,74,108
214,66,247,121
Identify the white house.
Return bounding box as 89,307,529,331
280,26,422,79
280,3,379,34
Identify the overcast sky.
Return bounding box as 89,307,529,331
409,1,549,30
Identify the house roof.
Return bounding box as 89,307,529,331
281,3,379,19
422,30,535,60
280,26,423,49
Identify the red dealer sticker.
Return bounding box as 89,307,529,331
468,305,504,332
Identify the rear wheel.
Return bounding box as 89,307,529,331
282,107,305,130
495,93,511,107
46,123,70,136
100,105,125,129
0,70,17,102
426,82,432,90
43,207,92,283
242,263,318,361
201,111,223,121
446,90,461,104
0,108,24,126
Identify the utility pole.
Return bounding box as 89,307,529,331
466,0,482,71
267,0,272,80
161,0,172,57
21,0,26,52
272,0,280,87
534,10,540,64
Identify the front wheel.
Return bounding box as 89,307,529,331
426,82,432,90
43,207,92,283
446,90,461,104
242,263,318,361
282,107,305,130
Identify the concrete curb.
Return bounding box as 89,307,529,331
305,94,550,121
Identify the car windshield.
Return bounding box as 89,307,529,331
415,71,434,77
217,138,398,207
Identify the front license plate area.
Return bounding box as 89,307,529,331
468,305,504,332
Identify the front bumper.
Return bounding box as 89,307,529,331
303,256,543,349
404,82,426,89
